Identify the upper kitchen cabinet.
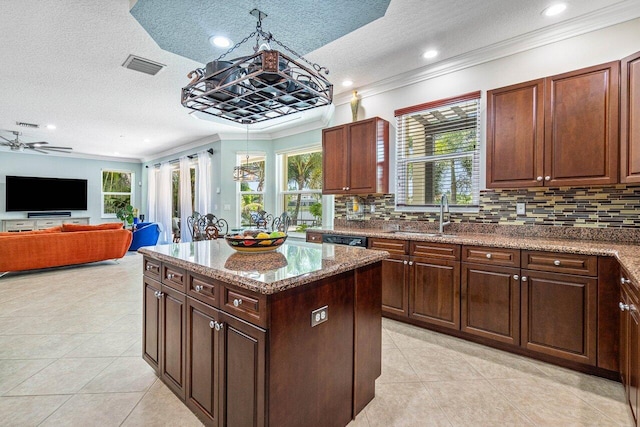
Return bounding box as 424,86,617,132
322,117,389,195
487,61,620,188
621,50,640,183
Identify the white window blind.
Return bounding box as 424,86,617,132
395,91,481,209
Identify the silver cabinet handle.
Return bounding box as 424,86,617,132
154,291,159,297
146,265,151,271
554,260,561,266
545,176,551,181
195,285,203,292
521,276,528,282
214,322,224,331
408,261,413,266
403,260,408,265
167,273,175,280
156,292,163,299
620,302,629,311
209,320,216,329
486,253,492,259
536,176,543,182
513,275,519,280
622,277,631,285
233,298,243,307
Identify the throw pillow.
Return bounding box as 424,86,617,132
62,222,123,232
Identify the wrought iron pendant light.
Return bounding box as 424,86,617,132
182,9,333,125
233,121,260,182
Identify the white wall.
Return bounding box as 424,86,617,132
0,151,142,223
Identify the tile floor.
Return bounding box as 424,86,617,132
0,253,633,426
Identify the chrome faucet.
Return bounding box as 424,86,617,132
439,194,450,234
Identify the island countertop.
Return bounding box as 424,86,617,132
138,239,388,295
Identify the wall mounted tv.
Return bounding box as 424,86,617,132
5,175,88,212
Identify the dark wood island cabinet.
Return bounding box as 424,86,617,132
140,240,387,427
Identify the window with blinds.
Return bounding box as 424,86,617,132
395,91,481,209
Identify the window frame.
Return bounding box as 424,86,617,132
394,91,481,212
101,169,135,218
237,152,266,227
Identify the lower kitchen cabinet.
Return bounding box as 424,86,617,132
521,270,597,365
370,239,409,317
620,270,640,425
410,257,460,330
143,277,161,371
461,263,520,345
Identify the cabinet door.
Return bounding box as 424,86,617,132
161,285,186,399
521,270,597,365
461,263,520,345
545,61,619,186
381,255,409,317
486,79,544,188
322,125,349,194
347,118,379,194
219,311,266,427
621,50,640,183
186,298,221,426
410,258,460,330
143,277,161,372
621,287,630,404
630,298,640,425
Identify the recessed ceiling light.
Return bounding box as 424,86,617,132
543,3,567,16
143,138,150,143
46,124,56,130
209,35,231,48
423,49,439,59
342,80,353,87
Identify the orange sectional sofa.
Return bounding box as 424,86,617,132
0,222,132,273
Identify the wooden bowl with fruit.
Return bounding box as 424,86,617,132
224,229,288,253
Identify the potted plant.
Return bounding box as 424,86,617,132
116,204,135,228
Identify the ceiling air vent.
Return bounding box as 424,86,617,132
122,54,165,76
15,121,39,129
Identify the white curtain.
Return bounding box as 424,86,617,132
179,156,193,243
196,150,212,215
147,167,157,223
157,163,173,244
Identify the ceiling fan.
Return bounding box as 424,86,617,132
0,130,72,154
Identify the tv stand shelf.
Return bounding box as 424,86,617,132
2,217,90,232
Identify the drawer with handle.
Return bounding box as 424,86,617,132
369,238,409,255
143,257,161,281
162,265,186,292
521,251,597,276
187,273,220,307
222,286,267,327
462,246,520,267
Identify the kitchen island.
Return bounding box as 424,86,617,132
139,239,388,427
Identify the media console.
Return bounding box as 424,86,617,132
1,217,90,232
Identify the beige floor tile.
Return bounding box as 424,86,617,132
381,328,397,349
0,359,55,394
364,382,451,427
424,379,533,426
378,348,420,383
63,332,139,357
121,339,142,357
347,411,370,427
80,357,157,393
491,376,623,426
463,347,549,380
40,392,144,427
105,314,142,334
0,395,71,426
384,321,454,349
401,347,484,382
6,357,114,395
0,334,92,359
121,380,204,427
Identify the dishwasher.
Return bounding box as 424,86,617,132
321,234,368,247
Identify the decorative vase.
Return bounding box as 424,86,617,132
350,90,360,122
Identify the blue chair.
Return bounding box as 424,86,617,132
129,222,161,251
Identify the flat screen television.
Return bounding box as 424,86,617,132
5,175,88,212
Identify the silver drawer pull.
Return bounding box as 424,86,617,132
214,322,225,331
521,276,528,282
544,176,551,181
156,292,163,299
620,302,629,312
209,320,216,329
403,260,408,265
486,253,492,259
536,176,543,182
553,260,561,266
195,285,203,292
154,291,159,297
513,275,519,280
621,277,631,285
233,298,243,307
167,273,175,279
146,265,151,271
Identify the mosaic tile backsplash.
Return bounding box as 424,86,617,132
335,185,640,229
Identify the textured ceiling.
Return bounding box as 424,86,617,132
130,0,391,64
0,0,639,161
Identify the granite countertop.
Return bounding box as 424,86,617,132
138,239,388,295
312,226,640,286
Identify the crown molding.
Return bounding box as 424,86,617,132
333,1,640,105
1,148,142,163
141,134,221,163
